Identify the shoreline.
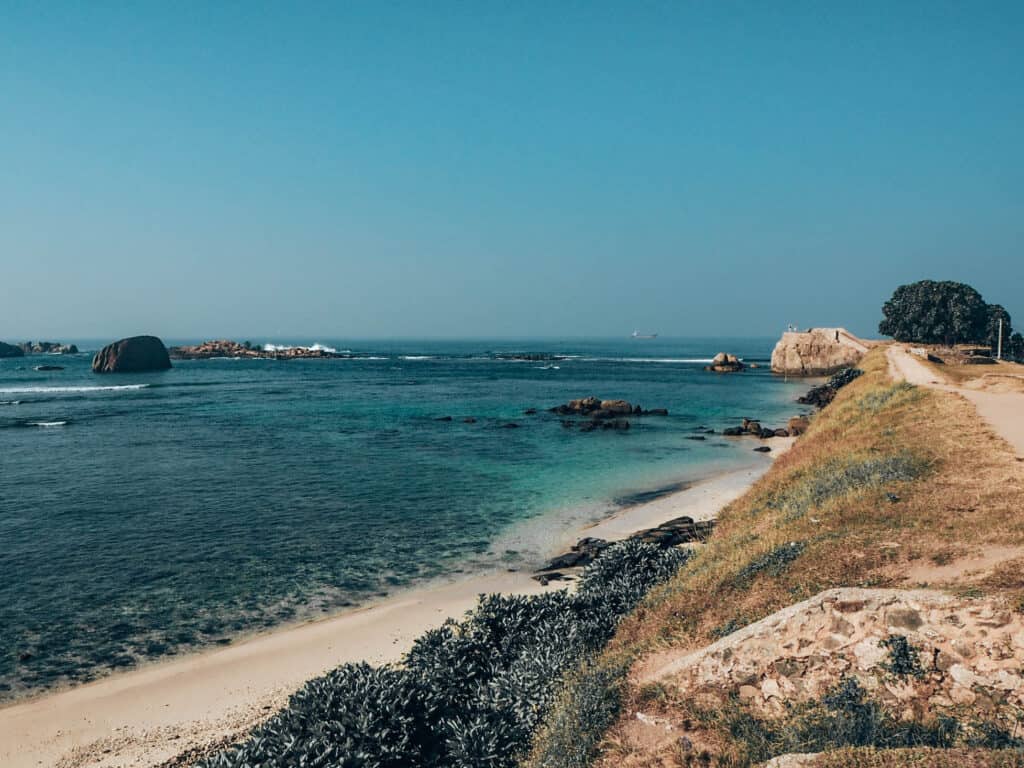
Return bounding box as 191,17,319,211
0,445,791,768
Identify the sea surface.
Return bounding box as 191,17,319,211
0,337,805,700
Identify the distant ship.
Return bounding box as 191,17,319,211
631,330,658,339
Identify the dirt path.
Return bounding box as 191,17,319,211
886,345,1024,456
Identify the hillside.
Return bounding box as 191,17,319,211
529,347,1024,767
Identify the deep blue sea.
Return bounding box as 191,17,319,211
0,337,805,700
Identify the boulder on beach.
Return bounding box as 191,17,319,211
92,335,172,373
0,341,25,358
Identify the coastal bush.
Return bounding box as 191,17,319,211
769,452,925,522
201,540,688,768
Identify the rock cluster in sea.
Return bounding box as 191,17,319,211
92,335,172,373
548,396,668,432
796,367,864,408
705,351,745,372
169,339,347,360
18,341,79,354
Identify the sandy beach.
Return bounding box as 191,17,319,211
0,450,788,768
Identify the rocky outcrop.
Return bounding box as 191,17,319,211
797,368,864,408
771,329,870,376
92,335,172,373
0,341,24,358
535,518,715,579
705,352,744,373
653,588,1024,721
18,341,78,355
169,340,346,360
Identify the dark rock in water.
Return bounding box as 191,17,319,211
797,384,836,408
0,341,25,358
753,446,772,453
686,435,706,441
602,419,630,430
633,404,643,414
435,416,453,421
501,422,520,429
579,421,598,432
742,419,762,434
463,417,477,423
18,651,33,662
644,408,669,416
34,365,64,371
774,428,789,437
722,426,744,436
797,368,864,408
705,351,745,372
630,516,715,547
758,427,776,439
560,419,574,428
92,335,171,373
523,408,537,415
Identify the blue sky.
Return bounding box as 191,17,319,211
2,2,1022,339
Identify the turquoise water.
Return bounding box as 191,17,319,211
0,337,804,700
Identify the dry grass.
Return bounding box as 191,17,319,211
534,346,1024,768
920,351,1024,386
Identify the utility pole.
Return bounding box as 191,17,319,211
997,318,1003,360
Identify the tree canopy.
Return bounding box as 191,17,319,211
879,280,1014,351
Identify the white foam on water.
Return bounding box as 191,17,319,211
400,356,435,360
0,384,150,394
262,343,342,353
29,421,68,427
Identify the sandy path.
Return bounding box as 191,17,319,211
886,345,1024,455
0,454,785,768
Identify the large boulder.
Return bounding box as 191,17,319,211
771,328,868,376
92,335,172,373
705,352,744,372
0,341,24,358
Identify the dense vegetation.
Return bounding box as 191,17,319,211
879,279,1023,360
201,540,688,768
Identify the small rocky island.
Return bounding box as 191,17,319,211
549,396,668,432
1,340,80,357
93,335,172,373
19,341,79,354
169,340,347,360
705,352,744,372
0,341,23,358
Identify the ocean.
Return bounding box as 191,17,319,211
0,337,805,700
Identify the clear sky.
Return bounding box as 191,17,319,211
2,2,1022,340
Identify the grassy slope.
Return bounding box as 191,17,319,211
527,347,1024,767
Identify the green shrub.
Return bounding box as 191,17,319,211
201,540,689,768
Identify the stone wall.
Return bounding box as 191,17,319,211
654,588,1024,720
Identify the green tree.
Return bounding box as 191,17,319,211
984,304,1014,353
879,280,990,345
1008,332,1024,363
